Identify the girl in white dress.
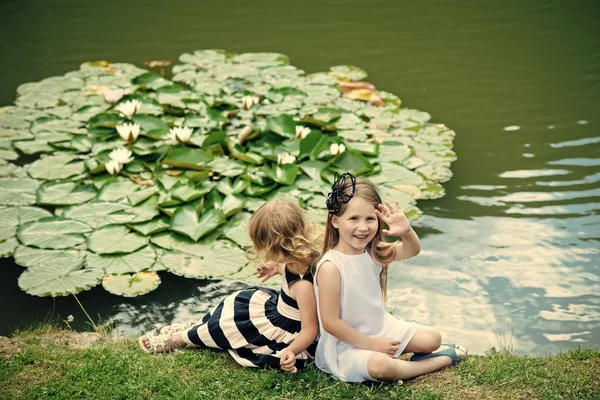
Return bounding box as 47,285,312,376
314,173,467,383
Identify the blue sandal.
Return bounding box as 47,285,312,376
410,343,468,366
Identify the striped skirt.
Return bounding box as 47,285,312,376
181,287,315,369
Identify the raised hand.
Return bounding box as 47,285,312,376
369,337,401,355
256,261,283,283
374,200,412,237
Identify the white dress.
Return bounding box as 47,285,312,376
314,249,419,382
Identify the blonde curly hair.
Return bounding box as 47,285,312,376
247,200,321,275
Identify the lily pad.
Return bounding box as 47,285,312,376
0,178,40,206
17,217,92,249
27,154,86,181
0,237,18,257
18,263,104,297
87,245,156,274
36,181,97,206
63,201,136,228
160,240,247,279
102,272,161,297
87,225,149,255
170,206,226,241
14,246,86,270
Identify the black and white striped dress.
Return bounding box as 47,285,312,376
181,269,316,369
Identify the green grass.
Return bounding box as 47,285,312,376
1,327,598,400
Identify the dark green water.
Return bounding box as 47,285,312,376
1,0,598,356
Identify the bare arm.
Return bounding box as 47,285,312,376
285,279,318,355
375,200,421,261
316,261,399,355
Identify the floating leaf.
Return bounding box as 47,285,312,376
330,65,368,81
0,237,18,257
36,181,97,206
27,154,86,180
163,147,213,170
150,231,214,256
266,114,295,138
0,178,40,206
171,206,226,241
17,217,92,249
87,245,156,274
87,225,149,255
160,240,247,279
63,201,135,228
14,246,86,270
128,216,170,236
102,272,161,297
416,165,453,183
18,263,104,297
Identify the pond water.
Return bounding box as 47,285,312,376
0,0,598,356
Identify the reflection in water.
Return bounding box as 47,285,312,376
389,215,600,356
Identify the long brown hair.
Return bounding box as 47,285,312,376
247,200,320,275
322,177,396,299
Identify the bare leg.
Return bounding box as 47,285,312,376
402,326,442,354
367,351,453,381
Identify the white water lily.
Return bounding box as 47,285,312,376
330,143,346,155
295,125,311,139
116,123,141,143
104,89,125,104
108,147,134,164
116,99,142,119
105,159,122,175
168,126,193,143
242,95,260,110
277,152,296,165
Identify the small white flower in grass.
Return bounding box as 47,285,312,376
330,143,346,155
277,152,296,165
168,126,193,143
295,125,311,139
105,159,122,175
116,99,142,119
116,123,141,143
67,315,74,323
109,147,134,164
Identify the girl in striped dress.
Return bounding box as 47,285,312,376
139,200,320,372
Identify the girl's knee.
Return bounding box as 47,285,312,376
429,329,442,351
411,327,442,353
367,354,397,381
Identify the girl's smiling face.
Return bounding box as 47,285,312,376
331,196,379,255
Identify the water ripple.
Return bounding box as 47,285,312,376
548,158,600,167
499,169,571,178
550,136,600,148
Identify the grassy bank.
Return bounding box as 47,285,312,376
1,327,598,400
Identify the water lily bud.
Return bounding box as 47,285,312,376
116,99,142,119
109,147,134,164
238,125,253,144
104,89,125,104
242,95,255,110
329,143,346,155
168,126,194,143
295,126,311,139
116,123,141,143
105,159,122,175
277,152,296,165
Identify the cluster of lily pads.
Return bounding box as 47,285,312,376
0,50,456,298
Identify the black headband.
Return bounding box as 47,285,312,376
326,172,356,213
